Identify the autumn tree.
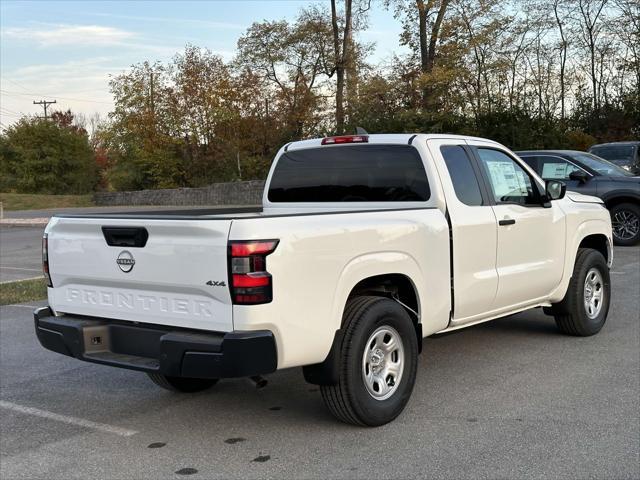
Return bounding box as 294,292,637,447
77,1,640,192
386,0,451,108
237,11,334,139
0,114,96,194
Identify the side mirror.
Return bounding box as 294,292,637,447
545,180,566,201
569,170,589,183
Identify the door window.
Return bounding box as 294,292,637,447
538,157,583,180
440,146,484,206
476,148,540,206
520,156,540,174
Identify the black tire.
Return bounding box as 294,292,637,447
147,373,218,393
610,202,640,246
552,248,610,336
320,296,419,427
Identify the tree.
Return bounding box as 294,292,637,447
0,114,96,194
330,0,354,134
576,0,609,111
103,61,184,190
237,13,333,138
552,0,570,119
64,0,640,193
386,0,451,108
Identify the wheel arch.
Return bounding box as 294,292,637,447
578,233,610,264
347,273,420,321
603,193,640,210
548,219,613,303
303,269,424,386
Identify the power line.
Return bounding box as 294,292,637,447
33,99,57,120
1,76,106,95
0,110,24,118
0,76,32,93
0,89,112,105
0,105,23,115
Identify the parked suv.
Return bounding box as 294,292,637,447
517,150,640,245
588,141,640,175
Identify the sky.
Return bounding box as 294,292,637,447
0,1,407,129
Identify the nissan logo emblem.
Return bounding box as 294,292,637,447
116,250,135,273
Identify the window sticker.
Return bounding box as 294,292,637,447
542,162,568,179
541,161,581,179
487,160,525,199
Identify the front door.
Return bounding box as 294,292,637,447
469,143,566,310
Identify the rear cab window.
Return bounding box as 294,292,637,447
268,145,430,202
440,145,484,206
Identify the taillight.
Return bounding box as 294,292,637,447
42,233,52,287
321,135,368,145
229,240,278,305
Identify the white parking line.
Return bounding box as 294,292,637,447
2,304,38,310
0,276,44,285
0,400,138,437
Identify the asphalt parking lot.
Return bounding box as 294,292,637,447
0,227,44,282
0,225,638,479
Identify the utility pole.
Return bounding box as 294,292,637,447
33,99,56,120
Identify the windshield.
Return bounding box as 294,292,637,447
574,153,636,177
589,145,634,162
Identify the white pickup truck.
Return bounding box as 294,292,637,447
36,133,613,426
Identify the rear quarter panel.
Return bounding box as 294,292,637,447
230,209,450,369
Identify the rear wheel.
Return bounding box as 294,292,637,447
320,296,419,426
610,202,640,246
551,248,610,336
147,373,218,393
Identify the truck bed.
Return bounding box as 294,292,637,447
54,206,264,220
54,206,431,220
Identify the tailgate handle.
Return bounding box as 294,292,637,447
102,227,149,248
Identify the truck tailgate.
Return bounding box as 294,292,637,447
46,217,233,332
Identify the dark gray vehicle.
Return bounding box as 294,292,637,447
517,150,640,246
588,141,640,175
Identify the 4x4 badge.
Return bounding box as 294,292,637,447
206,280,226,287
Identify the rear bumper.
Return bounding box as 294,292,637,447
34,307,277,379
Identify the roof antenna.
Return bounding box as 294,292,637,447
355,126,369,135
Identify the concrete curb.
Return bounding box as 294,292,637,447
0,218,49,227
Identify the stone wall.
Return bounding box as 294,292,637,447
93,180,266,206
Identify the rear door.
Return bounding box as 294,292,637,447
427,139,499,323
46,217,234,332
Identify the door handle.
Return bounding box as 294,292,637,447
499,219,516,226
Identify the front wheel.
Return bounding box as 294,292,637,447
147,373,218,393
320,296,419,426
610,202,640,246
551,248,610,336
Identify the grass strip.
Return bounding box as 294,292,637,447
0,277,47,305
0,193,94,211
